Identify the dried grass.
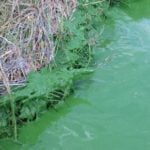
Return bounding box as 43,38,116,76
0,0,77,94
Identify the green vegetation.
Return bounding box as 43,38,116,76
0,0,122,140
107,0,122,6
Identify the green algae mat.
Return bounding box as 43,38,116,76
1,0,150,149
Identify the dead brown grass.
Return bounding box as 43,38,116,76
0,0,77,94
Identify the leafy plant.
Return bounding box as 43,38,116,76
0,0,108,139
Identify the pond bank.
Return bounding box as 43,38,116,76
1,0,150,149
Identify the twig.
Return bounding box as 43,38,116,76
81,0,105,6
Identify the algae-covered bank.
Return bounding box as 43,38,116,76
1,0,150,149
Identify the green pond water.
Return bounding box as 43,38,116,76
1,0,150,149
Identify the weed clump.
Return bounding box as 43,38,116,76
0,0,107,139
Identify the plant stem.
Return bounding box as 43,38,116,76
10,95,17,141
0,61,17,140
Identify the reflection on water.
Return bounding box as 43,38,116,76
124,0,150,20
